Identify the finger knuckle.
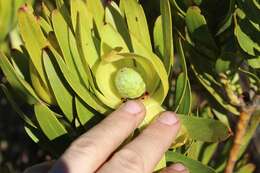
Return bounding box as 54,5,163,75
68,137,98,156
112,148,144,173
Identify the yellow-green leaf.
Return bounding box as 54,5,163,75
43,51,74,122
86,0,104,34
0,52,40,104
105,2,133,51
34,103,67,140
52,10,89,88
75,97,95,126
47,46,107,113
122,0,152,51
18,6,47,80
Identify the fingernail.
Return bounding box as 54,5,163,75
158,112,179,125
169,163,187,171
121,100,143,114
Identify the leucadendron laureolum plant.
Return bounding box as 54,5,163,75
0,0,231,172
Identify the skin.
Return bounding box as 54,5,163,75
24,100,189,173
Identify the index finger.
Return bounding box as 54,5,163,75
49,100,145,173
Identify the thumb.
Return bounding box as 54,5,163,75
160,163,189,173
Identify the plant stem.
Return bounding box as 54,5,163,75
224,110,251,173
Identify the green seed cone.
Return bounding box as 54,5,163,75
115,67,146,99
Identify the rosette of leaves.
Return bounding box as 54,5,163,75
0,0,231,171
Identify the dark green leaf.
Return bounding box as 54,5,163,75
166,151,216,173
177,81,192,114
1,84,36,128
178,114,231,142
185,7,218,59
160,0,174,73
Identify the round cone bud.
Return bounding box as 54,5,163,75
115,67,146,99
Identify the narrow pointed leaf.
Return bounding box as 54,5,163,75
235,18,260,56
47,47,107,113
185,7,218,59
236,164,255,173
24,126,40,143
122,0,152,51
34,103,67,140
201,143,218,164
10,49,30,81
43,52,74,122
105,2,132,51
75,97,95,126
52,10,89,88
174,37,189,112
18,6,47,80
1,84,36,128
51,10,81,82
100,24,129,55
177,81,192,114
192,66,239,115
0,0,12,41
187,141,203,160
248,56,260,68
87,0,104,33
160,0,174,72
39,16,52,34
174,72,186,109
0,52,40,104
153,16,164,60
74,5,99,68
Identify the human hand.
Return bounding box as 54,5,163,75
24,100,189,173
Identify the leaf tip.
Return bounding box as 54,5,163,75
228,127,234,137
19,4,29,12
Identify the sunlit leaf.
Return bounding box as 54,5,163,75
18,6,47,80
122,0,152,51
34,103,67,140
43,51,74,122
